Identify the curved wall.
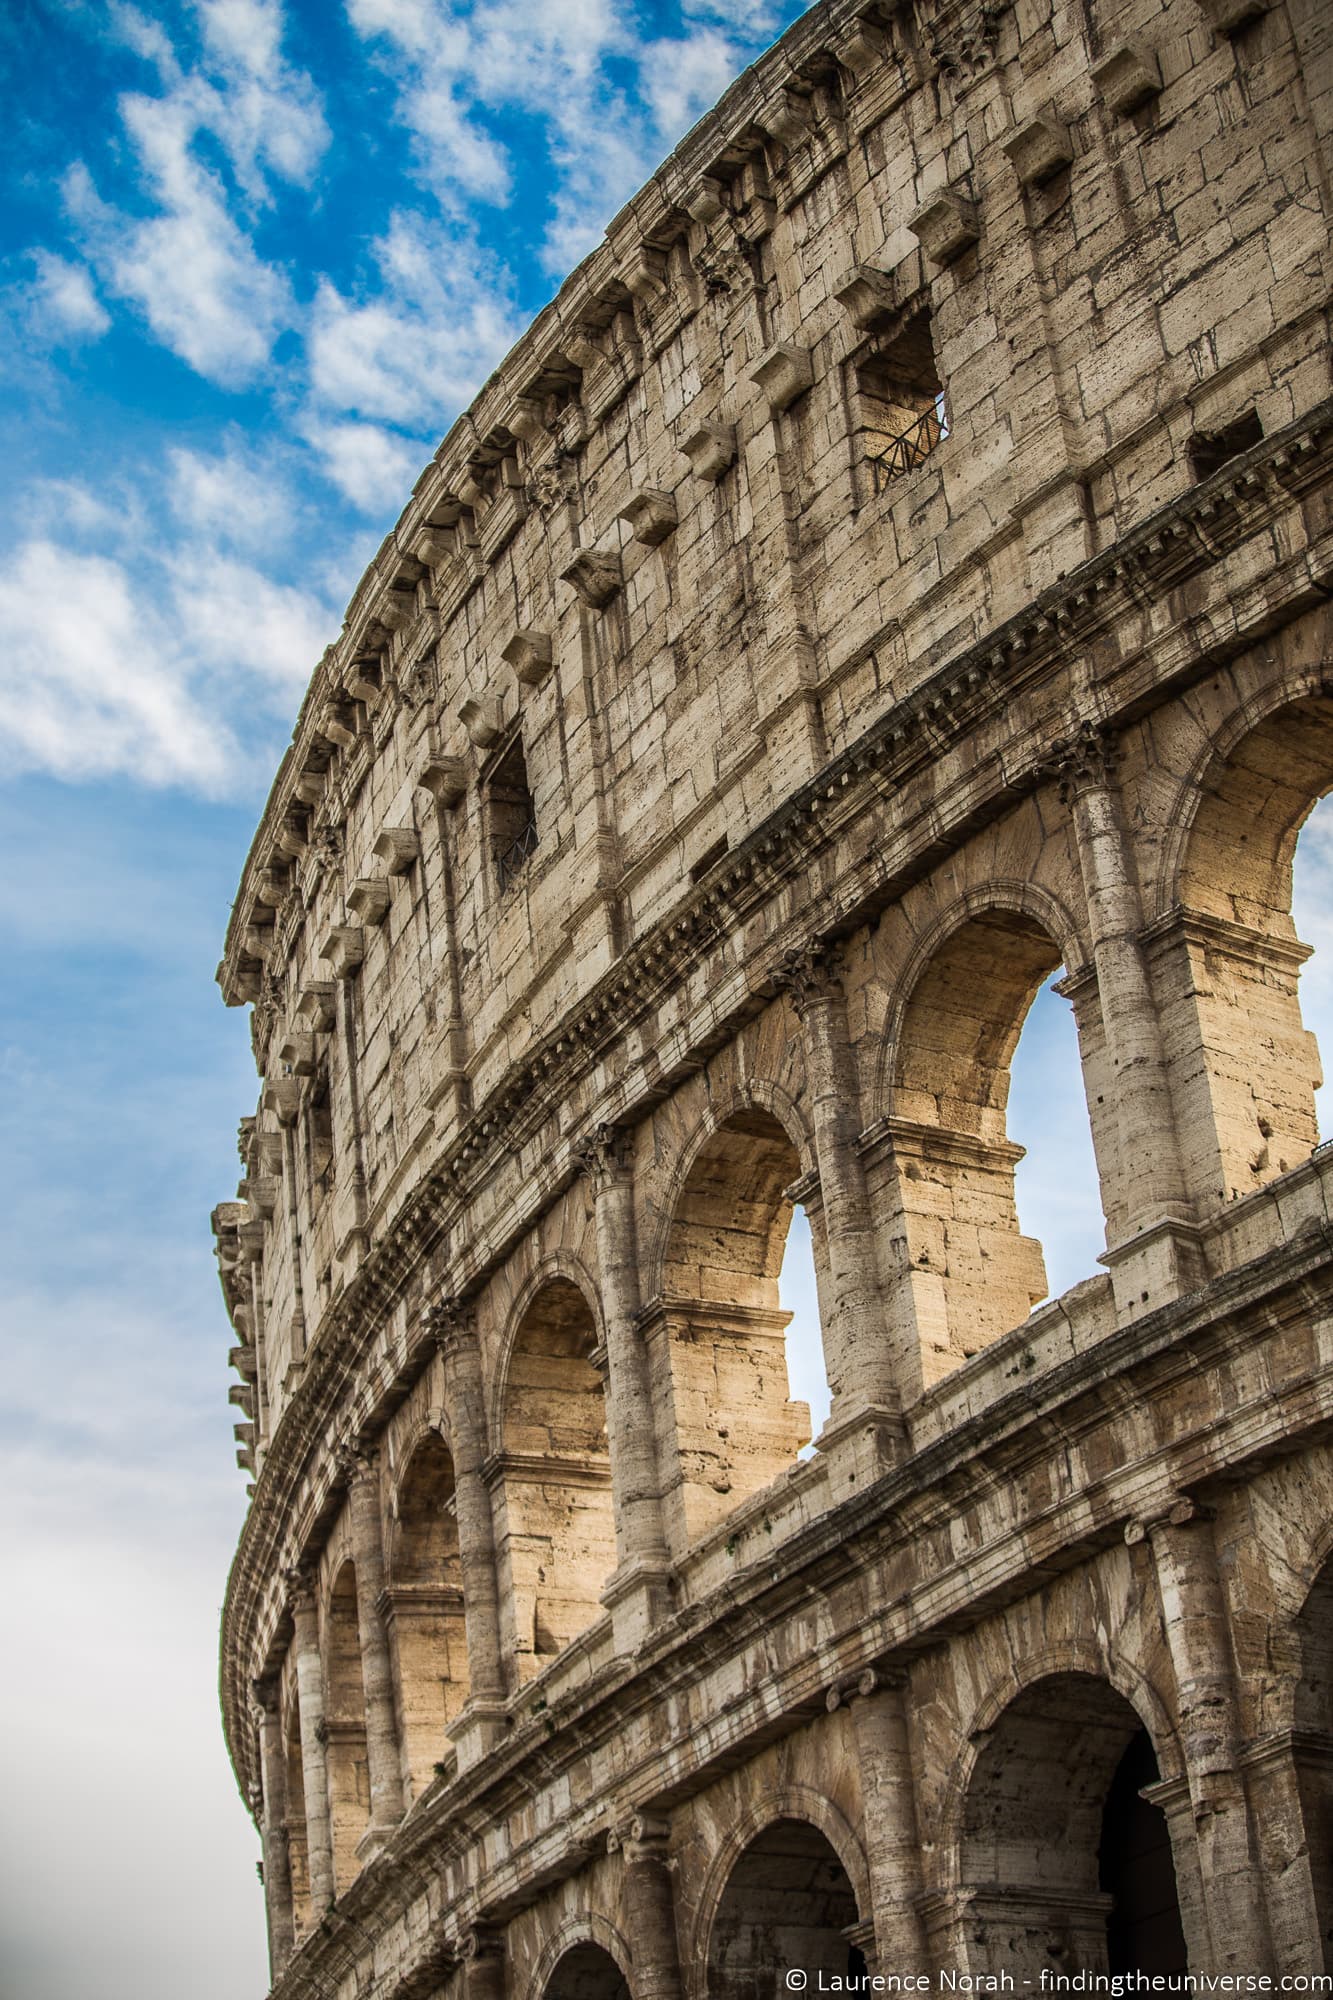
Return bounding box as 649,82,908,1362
213,0,1333,1991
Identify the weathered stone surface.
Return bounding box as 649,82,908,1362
212,0,1333,1992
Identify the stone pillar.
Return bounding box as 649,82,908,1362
427,1302,509,1762
774,947,901,1461
1048,722,1201,1316
830,1671,930,1976
620,1815,683,2000
459,1927,506,2000
287,1568,336,1915
1138,1500,1273,1974
332,971,370,1267
577,1125,674,1649
253,1679,295,1975
338,1444,404,1853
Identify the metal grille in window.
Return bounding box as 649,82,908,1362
497,816,539,892
869,394,949,492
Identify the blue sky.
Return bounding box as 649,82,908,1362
3,4,1333,1995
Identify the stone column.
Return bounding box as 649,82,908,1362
337,1443,404,1853
459,1927,506,2000
332,971,370,1265
1047,722,1200,1315
619,1815,683,2000
577,1125,674,1648
253,1679,295,1975
1138,1500,1273,1974
287,1567,336,1915
426,1302,509,1760
829,1671,930,1976
774,946,901,1453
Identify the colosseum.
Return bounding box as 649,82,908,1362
213,0,1333,1991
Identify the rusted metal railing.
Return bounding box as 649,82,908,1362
869,398,948,492
496,817,539,892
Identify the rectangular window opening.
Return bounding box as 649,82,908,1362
857,309,949,492
487,732,538,894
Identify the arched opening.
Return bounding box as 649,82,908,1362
324,1562,369,1891
881,909,1108,1391
654,1109,827,1549
1292,1557,1333,1967
543,1941,632,2000
1009,980,1109,1302
960,1674,1187,1979
780,1205,833,1452
494,1277,617,1674
386,1431,469,1800
708,1818,864,1999
1099,1728,1189,1973
1165,694,1333,1216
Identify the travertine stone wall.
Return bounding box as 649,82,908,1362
213,0,1333,1991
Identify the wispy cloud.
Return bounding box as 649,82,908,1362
0,462,335,793
343,0,794,272
62,0,327,385
23,250,111,343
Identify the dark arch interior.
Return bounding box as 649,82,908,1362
963,1675,1186,1977
544,1942,632,2000
709,1818,863,2000
1099,1728,1188,1975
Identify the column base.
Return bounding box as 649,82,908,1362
601,1556,677,1654
815,1399,908,1491
1100,1214,1206,1324
447,1698,510,1774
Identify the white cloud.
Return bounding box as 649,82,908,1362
26,250,110,341
307,211,519,427
62,0,327,387
343,0,806,275
301,415,431,511
167,439,295,552
640,26,748,144
0,529,333,793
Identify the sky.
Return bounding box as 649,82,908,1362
2,3,1332,1996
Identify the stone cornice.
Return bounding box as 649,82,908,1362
219,0,910,995
263,1222,1333,1999
220,392,1333,1801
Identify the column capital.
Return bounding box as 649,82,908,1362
334,1437,380,1490
1124,1492,1213,1544
826,1665,906,1709
252,1674,282,1714
1042,716,1119,802
423,1296,478,1356
575,1121,634,1193
283,1562,319,1616
457,1925,505,1963
773,939,845,1016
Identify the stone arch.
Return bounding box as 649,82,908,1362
323,1557,370,1892
872,883,1108,1389
644,1077,817,1300
695,1791,870,2000
875,876,1090,1117
647,1083,825,1553
945,1668,1191,1980
491,1252,607,1450
527,1916,635,2000
1152,682,1333,1215
385,1426,469,1801
492,1271,617,1675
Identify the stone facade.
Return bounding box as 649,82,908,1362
213,0,1333,1992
